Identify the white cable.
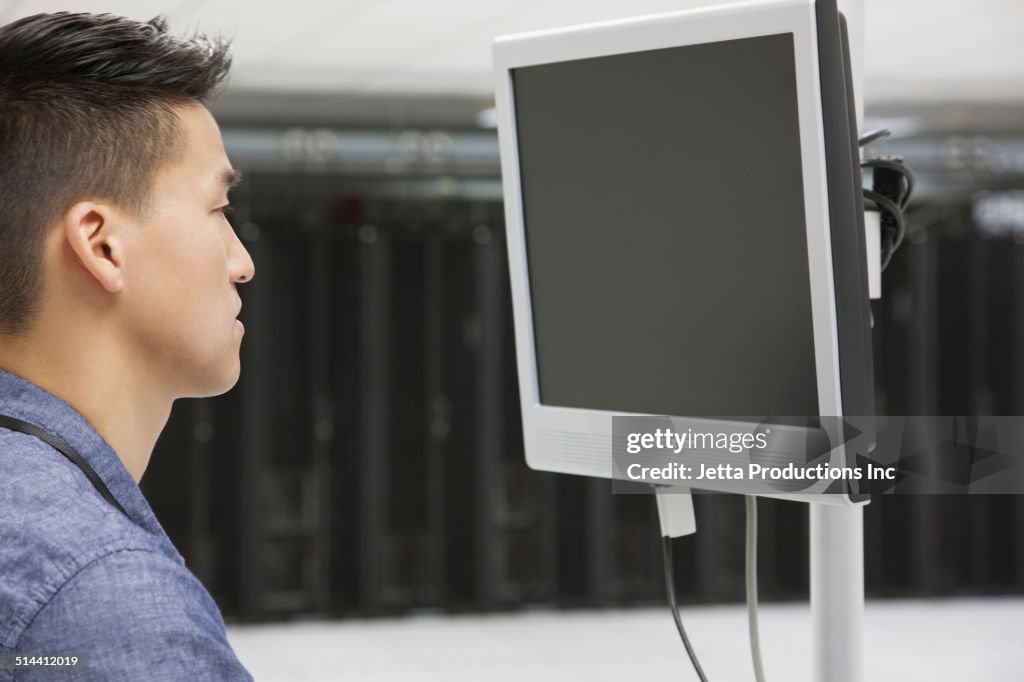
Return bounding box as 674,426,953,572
746,495,767,682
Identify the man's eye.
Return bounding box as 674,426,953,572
217,205,235,217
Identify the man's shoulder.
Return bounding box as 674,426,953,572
12,548,249,681
0,431,168,650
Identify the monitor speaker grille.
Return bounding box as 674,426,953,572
535,429,613,465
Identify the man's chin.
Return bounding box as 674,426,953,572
180,360,242,399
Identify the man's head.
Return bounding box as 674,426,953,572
0,13,254,397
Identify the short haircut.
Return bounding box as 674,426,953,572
0,13,232,337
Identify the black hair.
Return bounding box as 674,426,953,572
0,13,232,336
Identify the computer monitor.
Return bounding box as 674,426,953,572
492,0,872,504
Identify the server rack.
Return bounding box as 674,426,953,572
1015,244,1024,589
323,190,560,614
236,219,332,617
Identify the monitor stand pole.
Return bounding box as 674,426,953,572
811,504,864,682
813,3,865,682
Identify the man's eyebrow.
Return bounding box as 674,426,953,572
221,168,243,190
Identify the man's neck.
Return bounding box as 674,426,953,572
0,330,172,483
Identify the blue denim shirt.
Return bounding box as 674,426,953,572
0,369,252,681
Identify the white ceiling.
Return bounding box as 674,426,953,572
3,0,1024,104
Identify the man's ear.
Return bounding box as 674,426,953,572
62,201,126,294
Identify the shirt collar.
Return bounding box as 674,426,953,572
0,368,169,538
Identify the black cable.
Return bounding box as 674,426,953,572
879,236,897,272
863,189,905,248
864,188,906,272
0,414,129,517
861,158,915,209
859,127,917,272
662,534,709,682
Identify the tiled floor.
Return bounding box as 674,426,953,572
227,598,1024,681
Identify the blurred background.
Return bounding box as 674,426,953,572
6,0,1023,659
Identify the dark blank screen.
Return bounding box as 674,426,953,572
512,33,820,417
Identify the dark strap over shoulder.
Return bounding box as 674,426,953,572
0,414,129,517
